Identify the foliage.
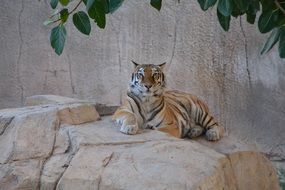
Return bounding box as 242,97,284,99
45,0,285,58
193,0,285,58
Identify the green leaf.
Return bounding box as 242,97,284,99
246,1,258,24
87,0,106,28
218,0,233,16
234,0,249,12
50,25,67,55
231,2,242,18
73,11,91,35
261,28,280,55
247,1,259,15
150,0,162,11
94,2,106,28
217,9,230,31
50,0,59,9
276,11,285,27
258,10,279,33
107,0,124,13
279,27,285,58
60,9,69,23
246,13,256,24
87,0,96,19
59,0,69,6
260,0,276,12
197,0,217,11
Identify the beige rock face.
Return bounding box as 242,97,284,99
57,103,100,125
0,107,58,164
25,95,101,124
56,118,279,190
0,101,279,190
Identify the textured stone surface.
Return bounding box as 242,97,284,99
0,91,282,189
0,107,58,164
24,95,101,125
57,142,226,190
0,99,101,164
0,103,279,190
55,117,279,190
227,151,278,190
57,103,100,125
0,159,43,190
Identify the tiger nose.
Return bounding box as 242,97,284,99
145,84,152,89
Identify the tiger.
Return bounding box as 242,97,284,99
112,61,224,141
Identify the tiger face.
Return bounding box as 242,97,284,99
129,61,166,97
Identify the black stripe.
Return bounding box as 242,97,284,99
207,122,218,129
201,112,207,126
147,101,164,122
177,101,189,114
127,92,145,122
204,117,213,129
167,96,188,121
149,98,163,113
154,119,163,128
197,102,203,124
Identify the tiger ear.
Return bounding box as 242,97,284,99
158,62,166,70
131,60,139,68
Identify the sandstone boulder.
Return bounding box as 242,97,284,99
0,97,279,190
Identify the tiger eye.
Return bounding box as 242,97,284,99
153,73,159,80
138,73,143,79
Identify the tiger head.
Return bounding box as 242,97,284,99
129,61,166,97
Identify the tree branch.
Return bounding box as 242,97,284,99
47,0,83,26
275,0,285,15
69,0,83,15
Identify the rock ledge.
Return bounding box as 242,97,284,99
0,96,279,190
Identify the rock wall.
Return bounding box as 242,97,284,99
0,0,284,153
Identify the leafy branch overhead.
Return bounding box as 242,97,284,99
45,0,285,58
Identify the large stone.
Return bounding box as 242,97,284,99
25,95,101,125
56,141,225,190
57,140,279,190
0,105,279,190
0,99,100,164
63,117,180,148
0,107,58,163
40,154,71,190
57,103,100,125
56,117,279,190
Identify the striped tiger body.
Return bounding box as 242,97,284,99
113,62,224,141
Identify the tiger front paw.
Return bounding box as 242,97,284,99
188,126,204,138
205,128,221,141
120,124,139,135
